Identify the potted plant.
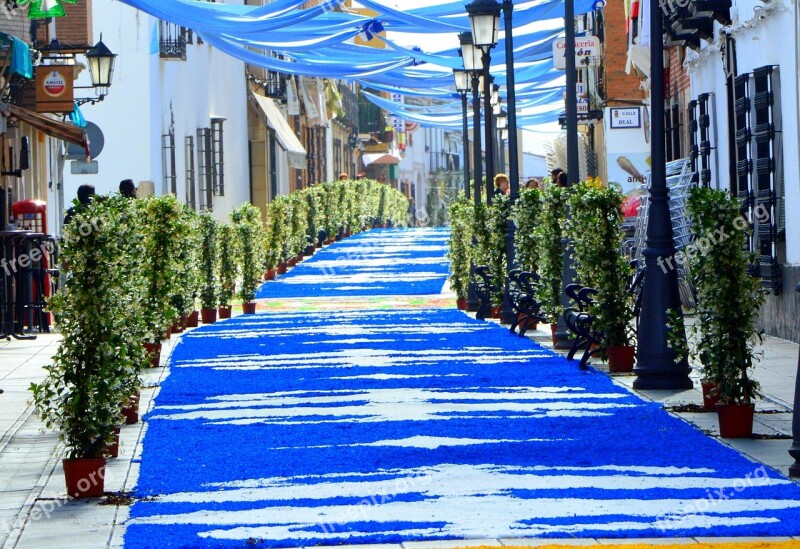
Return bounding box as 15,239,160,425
685,187,764,437
169,205,200,332
568,178,635,371
198,213,219,324
141,195,190,363
218,223,238,319
304,186,321,255
534,185,570,338
31,197,145,497
487,193,511,317
267,197,289,273
447,193,473,310
233,203,264,314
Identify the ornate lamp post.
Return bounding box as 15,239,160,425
460,31,484,313
467,0,501,205
632,0,692,389
453,69,472,201
496,108,507,174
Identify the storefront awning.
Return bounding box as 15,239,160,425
248,90,307,170
1,104,90,157
362,153,401,167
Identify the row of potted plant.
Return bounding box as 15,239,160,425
447,179,766,438
31,193,291,499
262,179,409,277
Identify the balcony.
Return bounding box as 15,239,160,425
159,20,190,60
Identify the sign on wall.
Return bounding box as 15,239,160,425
35,66,74,114
609,107,642,128
553,36,602,70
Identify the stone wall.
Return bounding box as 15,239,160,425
758,264,800,343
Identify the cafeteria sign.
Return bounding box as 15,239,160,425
35,66,74,114
553,36,602,70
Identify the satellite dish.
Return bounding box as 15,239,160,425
66,121,105,160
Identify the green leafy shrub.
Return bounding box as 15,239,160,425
534,186,570,323
513,188,542,274
686,187,764,404
198,213,219,310
218,223,238,308
446,194,473,300
567,180,633,346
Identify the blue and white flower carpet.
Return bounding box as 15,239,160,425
125,229,800,548
254,228,451,298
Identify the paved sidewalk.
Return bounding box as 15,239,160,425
1,302,799,548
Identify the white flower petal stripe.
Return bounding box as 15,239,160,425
126,308,800,547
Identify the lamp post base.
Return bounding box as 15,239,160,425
632,367,693,390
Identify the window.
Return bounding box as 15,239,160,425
732,65,784,292
197,128,213,211
185,136,197,210
161,130,177,195
210,117,225,196
159,20,191,60
333,138,342,176
666,101,683,162
687,94,714,186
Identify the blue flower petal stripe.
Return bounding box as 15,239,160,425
125,307,800,548
255,228,451,298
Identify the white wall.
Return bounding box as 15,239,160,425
63,0,250,224
522,152,547,180
688,0,800,263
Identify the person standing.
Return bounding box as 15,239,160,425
119,179,137,199
494,173,510,195
63,184,96,227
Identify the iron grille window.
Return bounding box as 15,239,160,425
666,101,682,162
159,20,190,60
185,135,197,210
751,65,783,291
161,131,177,195
210,117,225,196
197,128,213,211
732,66,784,292
333,138,342,176
687,94,714,186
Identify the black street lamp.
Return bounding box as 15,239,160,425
632,0,692,389
453,69,472,201
85,37,117,89
460,31,484,314
467,0,501,205
552,0,581,348
496,108,507,174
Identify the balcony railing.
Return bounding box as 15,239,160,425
429,151,460,174
159,20,190,60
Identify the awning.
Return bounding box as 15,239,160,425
248,90,307,170
1,104,90,157
362,153,401,167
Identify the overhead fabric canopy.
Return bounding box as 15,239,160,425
118,0,604,131
362,153,401,167
248,90,307,170
1,104,90,157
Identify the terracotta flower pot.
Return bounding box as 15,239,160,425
242,301,257,314
607,345,635,373
516,312,537,332
296,253,304,262
143,342,162,368
277,263,287,275
288,257,297,267
264,269,276,281
550,324,558,346
491,305,501,319
456,298,467,311
201,307,217,324
218,306,232,319
63,458,106,498
122,395,139,425
702,381,720,411
105,426,121,459
716,403,755,438
345,231,352,237
305,246,315,256
186,310,199,328
171,319,185,334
